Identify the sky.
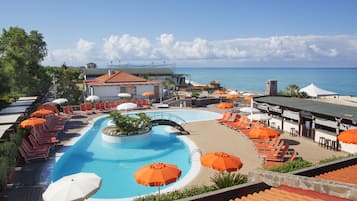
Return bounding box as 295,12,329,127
1,0,357,68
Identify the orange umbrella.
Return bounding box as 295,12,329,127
216,102,234,109
20,117,46,128
201,152,243,172
248,127,280,139
214,90,226,95
244,96,252,102
142,92,154,97
38,104,59,114
338,129,357,144
227,94,240,99
30,109,55,117
134,162,181,195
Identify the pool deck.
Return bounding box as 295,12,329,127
2,107,349,201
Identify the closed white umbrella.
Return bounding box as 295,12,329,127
52,98,68,105
118,93,131,98
42,172,102,201
116,102,138,111
86,95,100,102
239,107,259,113
228,91,238,95
247,113,271,121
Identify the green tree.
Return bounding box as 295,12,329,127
285,84,300,97
51,65,82,105
0,27,49,96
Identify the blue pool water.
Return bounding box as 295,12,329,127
52,109,221,199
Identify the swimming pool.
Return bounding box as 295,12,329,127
52,109,221,200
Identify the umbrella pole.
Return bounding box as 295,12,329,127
158,186,160,201
250,98,253,127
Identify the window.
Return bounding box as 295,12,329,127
120,86,136,95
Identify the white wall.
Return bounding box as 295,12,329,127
91,84,162,100
340,142,357,154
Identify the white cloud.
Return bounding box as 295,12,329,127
77,38,95,52
44,38,96,66
43,34,357,67
103,34,152,61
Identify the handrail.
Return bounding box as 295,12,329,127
149,112,186,124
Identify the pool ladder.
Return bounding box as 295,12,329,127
189,148,202,163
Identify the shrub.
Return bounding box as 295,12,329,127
0,141,18,166
9,133,22,146
108,112,152,135
134,185,215,201
210,172,248,189
191,92,200,98
319,154,354,164
267,159,312,173
0,157,9,192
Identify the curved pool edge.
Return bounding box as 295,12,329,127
88,132,202,201
54,114,109,161
54,109,220,200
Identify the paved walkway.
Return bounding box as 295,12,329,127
1,107,350,201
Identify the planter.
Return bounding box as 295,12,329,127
101,128,152,145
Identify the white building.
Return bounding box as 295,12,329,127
84,70,162,101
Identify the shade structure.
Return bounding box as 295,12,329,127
116,102,138,111
42,172,102,201
142,91,154,97
30,109,55,117
200,152,243,172
134,162,181,196
228,90,238,95
216,102,234,109
248,127,280,139
244,96,253,102
239,107,259,113
85,95,100,102
38,104,59,114
118,93,131,98
214,90,226,95
338,129,357,144
247,113,271,121
134,162,181,186
227,94,240,99
20,117,46,128
299,83,339,98
52,98,68,104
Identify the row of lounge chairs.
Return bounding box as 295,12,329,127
217,111,298,169
63,99,150,114
18,113,66,163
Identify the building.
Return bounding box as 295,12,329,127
81,67,186,86
254,96,357,153
84,70,163,101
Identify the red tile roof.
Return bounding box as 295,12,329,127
87,71,159,86
314,164,357,185
231,185,352,201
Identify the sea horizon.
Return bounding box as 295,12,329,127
174,67,357,96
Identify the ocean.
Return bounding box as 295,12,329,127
173,68,357,96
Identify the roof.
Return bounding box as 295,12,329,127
0,106,30,115
254,96,357,121
87,71,160,86
232,185,351,201
82,67,174,76
315,164,357,185
0,114,23,125
300,83,339,97
0,124,13,138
